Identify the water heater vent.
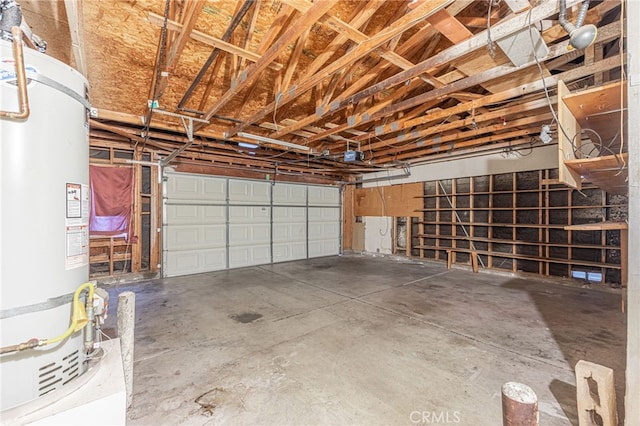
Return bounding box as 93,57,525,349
37,349,81,396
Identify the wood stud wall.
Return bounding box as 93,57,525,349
88,146,160,279
414,169,627,284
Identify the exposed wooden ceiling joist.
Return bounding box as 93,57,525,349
20,0,624,178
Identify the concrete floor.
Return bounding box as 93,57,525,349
104,255,626,425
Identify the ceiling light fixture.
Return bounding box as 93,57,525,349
558,0,598,50
238,142,259,149
236,132,311,152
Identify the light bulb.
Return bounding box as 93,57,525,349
569,24,597,50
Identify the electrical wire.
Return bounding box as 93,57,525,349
136,0,172,153
527,7,627,176
527,9,568,140
487,0,499,59
502,137,536,158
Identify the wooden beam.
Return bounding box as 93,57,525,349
274,1,581,142
64,0,87,76
343,96,552,151
269,7,452,140
425,8,473,44
285,0,442,86
154,0,206,101
342,182,355,250
236,0,262,74
147,12,284,71
310,18,621,144
225,0,453,137
371,112,553,159
197,52,230,112
457,16,499,28
375,127,542,163
90,121,146,144
92,108,225,140
557,80,582,189
232,5,298,118
329,0,583,112
282,27,311,93
199,0,339,125
290,1,384,81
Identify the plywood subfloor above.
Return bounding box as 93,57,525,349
564,153,628,195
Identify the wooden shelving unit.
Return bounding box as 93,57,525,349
558,80,628,195
89,236,132,277
415,170,627,284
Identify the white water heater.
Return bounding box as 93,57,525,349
0,38,90,410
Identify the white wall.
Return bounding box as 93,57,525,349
364,217,393,254
626,0,640,421
362,144,557,187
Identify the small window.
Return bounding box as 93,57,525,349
571,269,603,283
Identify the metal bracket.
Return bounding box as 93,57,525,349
152,110,209,167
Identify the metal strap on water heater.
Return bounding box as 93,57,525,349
0,291,75,319
24,70,91,110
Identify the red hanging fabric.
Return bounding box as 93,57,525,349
89,165,134,240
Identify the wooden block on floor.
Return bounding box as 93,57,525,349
471,251,479,273
575,360,617,426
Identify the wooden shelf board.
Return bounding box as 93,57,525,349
421,185,601,197
419,204,625,211
563,81,626,123
563,81,627,148
420,221,569,229
565,221,628,231
417,233,620,250
564,153,628,195
414,245,621,269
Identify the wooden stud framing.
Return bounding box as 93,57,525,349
413,169,625,281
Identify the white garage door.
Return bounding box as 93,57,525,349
163,172,340,277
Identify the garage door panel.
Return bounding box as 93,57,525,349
273,223,306,242
229,206,270,223
229,245,270,268
308,240,339,258
308,207,340,221
273,183,306,205
229,180,270,204
166,173,226,202
165,225,226,250
164,247,227,277
309,222,340,239
164,174,341,277
273,242,306,262
273,207,306,223
308,186,340,206
229,224,270,245
165,205,226,225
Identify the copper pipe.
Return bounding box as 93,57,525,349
0,27,30,120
